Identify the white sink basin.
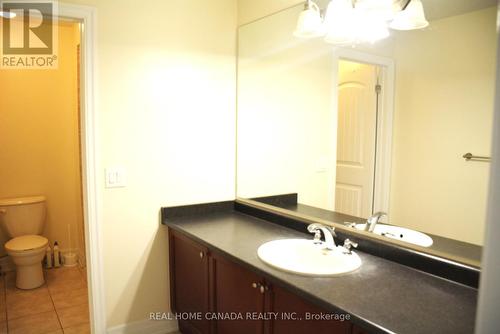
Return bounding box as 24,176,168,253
257,239,361,276
354,224,433,247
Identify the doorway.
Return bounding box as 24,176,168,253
0,4,104,332
335,60,381,219
332,50,395,220
0,18,91,332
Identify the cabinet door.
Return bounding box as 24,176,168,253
352,325,370,334
268,284,351,334
169,230,210,334
212,254,265,334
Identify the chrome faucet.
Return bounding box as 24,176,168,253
307,223,337,250
365,212,387,232
341,239,358,255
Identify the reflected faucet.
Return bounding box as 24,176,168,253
307,223,337,250
365,212,387,232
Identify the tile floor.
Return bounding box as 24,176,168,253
0,266,90,334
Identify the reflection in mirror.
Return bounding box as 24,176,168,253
237,0,498,265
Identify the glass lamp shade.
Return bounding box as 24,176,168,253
389,0,429,30
293,2,325,38
356,0,395,21
358,12,390,43
324,0,356,45
324,0,389,45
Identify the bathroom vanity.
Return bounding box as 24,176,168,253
169,229,354,334
162,202,477,334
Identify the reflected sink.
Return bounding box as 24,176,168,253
354,224,433,247
257,239,361,276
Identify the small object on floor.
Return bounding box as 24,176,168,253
63,252,78,267
46,245,53,268
54,241,61,267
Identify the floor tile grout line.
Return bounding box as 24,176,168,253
4,268,90,333
5,284,55,322
47,274,65,332
48,267,90,331
3,273,8,334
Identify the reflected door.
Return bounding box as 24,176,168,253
335,61,378,218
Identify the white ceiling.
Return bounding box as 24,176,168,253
422,0,497,21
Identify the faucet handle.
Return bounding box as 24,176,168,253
308,224,337,238
312,230,322,244
307,223,337,250
342,239,358,255
307,223,322,233
308,224,324,244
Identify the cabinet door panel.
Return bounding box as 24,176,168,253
352,325,370,334
269,284,351,334
213,254,265,334
170,230,209,334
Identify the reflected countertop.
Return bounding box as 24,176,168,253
272,202,483,265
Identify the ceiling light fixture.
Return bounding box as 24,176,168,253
293,0,325,38
294,0,428,46
389,0,429,30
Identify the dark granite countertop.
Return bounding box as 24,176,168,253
162,209,477,334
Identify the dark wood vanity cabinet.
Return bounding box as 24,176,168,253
269,284,351,334
169,229,368,334
212,253,266,334
169,231,210,334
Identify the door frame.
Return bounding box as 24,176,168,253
58,3,107,333
331,48,395,216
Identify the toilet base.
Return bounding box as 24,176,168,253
15,263,45,289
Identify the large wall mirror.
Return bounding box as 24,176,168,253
236,0,498,267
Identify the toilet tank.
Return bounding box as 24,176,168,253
0,196,46,238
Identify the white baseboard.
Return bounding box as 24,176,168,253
107,319,178,334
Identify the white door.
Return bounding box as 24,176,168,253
335,60,379,218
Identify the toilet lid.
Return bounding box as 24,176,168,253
0,196,45,206
5,235,48,252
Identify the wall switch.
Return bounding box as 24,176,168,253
105,167,127,188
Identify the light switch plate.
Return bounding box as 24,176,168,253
105,167,127,188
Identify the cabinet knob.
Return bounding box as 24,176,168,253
251,282,267,293
199,251,204,259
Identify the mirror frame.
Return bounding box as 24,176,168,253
236,198,480,269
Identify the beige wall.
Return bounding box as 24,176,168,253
238,0,303,26
389,7,497,245
59,0,237,329
0,22,83,257
237,5,337,209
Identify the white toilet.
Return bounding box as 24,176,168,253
0,196,49,289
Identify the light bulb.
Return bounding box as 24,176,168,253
324,0,356,45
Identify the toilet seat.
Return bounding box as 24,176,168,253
5,235,48,254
